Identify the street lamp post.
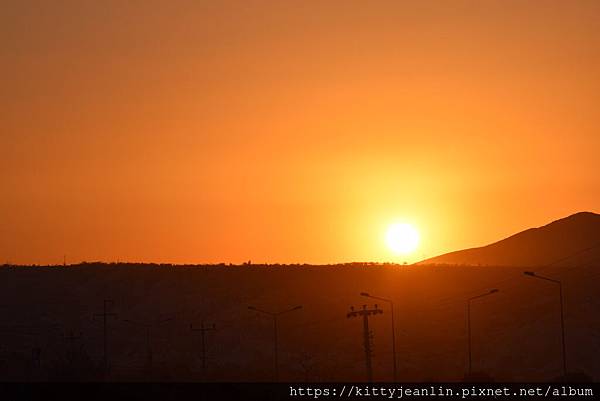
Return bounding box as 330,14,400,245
360,292,398,382
248,305,302,382
466,289,499,377
524,271,567,378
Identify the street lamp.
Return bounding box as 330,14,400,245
524,271,567,378
248,305,302,382
360,292,398,382
466,289,499,377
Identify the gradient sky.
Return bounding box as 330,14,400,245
2,0,599,265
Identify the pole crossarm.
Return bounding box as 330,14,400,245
347,304,383,382
347,304,384,319
361,292,398,381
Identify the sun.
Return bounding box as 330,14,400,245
385,223,420,255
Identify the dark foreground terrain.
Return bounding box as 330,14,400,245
0,262,598,382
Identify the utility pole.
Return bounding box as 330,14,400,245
190,321,216,380
361,292,398,381
94,300,116,378
347,304,383,382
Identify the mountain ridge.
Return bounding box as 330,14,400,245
419,211,600,267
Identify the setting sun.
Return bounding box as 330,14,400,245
385,223,420,255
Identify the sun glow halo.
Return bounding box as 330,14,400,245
385,223,420,255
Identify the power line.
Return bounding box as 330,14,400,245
421,241,600,309
536,240,600,272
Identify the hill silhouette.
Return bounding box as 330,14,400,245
420,212,600,267
1,263,599,382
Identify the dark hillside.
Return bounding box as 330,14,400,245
0,262,598,382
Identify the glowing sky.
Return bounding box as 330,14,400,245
2,1,599,264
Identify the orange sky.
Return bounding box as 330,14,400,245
2,1,599,265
